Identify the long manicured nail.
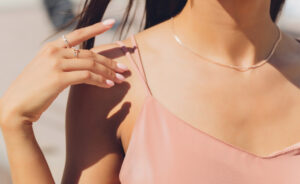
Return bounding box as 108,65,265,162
106,79,115,86
102,18,116,26
117,63,129,71
116,73,125,81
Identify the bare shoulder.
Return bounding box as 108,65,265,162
74,39,148,139
63,40,149,182
277,32,300,61
273,31,300,81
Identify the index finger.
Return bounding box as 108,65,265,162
54,18,116,48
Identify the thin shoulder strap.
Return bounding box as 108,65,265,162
115,35,152,96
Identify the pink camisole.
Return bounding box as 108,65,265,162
116,35,300,184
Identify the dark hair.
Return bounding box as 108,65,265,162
73,0,286,49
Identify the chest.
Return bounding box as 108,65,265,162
121,54,300,157
151,56,299,120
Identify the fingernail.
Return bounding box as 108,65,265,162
106,79,115,86
117,63,129,71
102,18,116,26
116,73,125,81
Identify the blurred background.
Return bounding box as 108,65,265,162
0,0,299,183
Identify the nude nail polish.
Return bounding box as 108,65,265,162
117,63,129,71
102,18,116,26
116,73,125,81
106,79,115,86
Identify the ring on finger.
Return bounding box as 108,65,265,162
62,35,71,48
73,47,80,58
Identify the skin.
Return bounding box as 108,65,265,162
1,0,300,183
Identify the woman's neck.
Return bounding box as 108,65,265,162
174,0,280,68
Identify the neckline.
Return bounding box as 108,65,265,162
124,34,300,160
144,94,300,160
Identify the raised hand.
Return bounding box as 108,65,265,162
0,19,129,126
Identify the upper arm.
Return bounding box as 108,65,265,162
62,42,145,184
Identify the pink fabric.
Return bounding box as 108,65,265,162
116,35,300,184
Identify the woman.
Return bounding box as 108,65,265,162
1,0,299,183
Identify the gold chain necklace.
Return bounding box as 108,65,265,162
170,17,282,72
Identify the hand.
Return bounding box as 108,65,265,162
0,19,129,127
